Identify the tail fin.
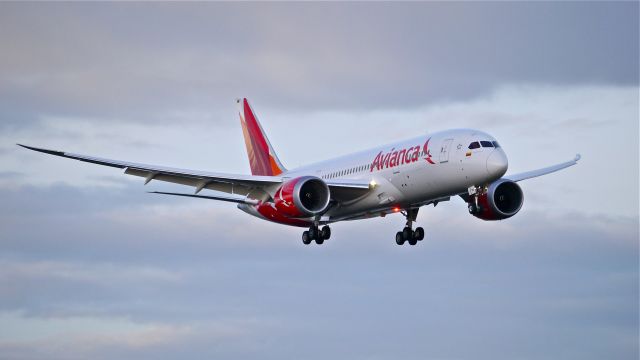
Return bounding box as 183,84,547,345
237,98,287,176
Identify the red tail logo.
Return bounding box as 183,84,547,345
238,98,286,176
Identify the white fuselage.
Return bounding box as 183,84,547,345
267,128,508,222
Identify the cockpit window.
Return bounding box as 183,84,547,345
480,141,494,148
468,141,480,149
492,141,500,148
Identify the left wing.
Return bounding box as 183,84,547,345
18,144,370,201
504,154,581,182
18,144,282,196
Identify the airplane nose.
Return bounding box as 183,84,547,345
486,150,508,177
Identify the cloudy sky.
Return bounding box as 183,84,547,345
0,2,638,360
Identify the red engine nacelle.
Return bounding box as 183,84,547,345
274,176,330,218
469,179,524,221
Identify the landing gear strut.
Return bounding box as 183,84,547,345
395,208,424,246
302,224,331,245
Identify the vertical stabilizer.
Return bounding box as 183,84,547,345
237,98,287,176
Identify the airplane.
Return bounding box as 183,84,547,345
19,98,580,246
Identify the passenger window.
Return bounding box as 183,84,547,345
468,142,480,149
480,141,494,148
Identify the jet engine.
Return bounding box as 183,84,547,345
469,179,524,221
274,176,330,218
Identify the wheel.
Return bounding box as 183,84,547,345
308,227,317,240
408,238,418,246
302,231,311,245
315,237,325,245
395,231,405,245
321,225,331,240
414,227,425,241
402,227,413,241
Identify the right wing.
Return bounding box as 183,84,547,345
504,154,581,182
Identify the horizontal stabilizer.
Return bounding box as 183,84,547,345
149,191,259,205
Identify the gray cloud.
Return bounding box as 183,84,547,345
0,3,638,359
0,2,637,129
0,171,23,179
0,183,637,359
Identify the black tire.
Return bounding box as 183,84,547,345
315,237,325,245
408,238,418,246
308,227,317,240
402,227,413,241
302,231,311,245
321,225,331,240
395,231,405,245
414,227,425,241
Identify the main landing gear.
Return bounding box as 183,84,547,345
395,208,424,246
302,225,331,245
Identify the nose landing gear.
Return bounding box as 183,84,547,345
302,225,331,245
395,208,424,246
